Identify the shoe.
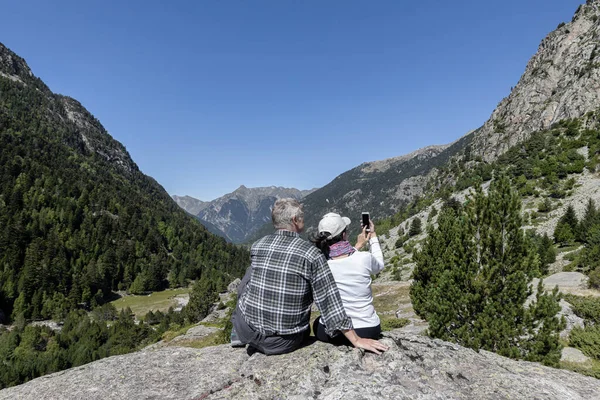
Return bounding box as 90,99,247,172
230,327,245,348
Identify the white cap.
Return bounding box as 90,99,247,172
318,212,351,240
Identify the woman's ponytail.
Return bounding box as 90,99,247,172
313,231,332,259
312,230,345,259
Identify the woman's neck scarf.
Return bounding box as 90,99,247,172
328,240,355,259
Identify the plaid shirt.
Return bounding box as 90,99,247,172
238,230,353,336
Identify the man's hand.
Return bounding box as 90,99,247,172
354,337,389,354
342,329,389,354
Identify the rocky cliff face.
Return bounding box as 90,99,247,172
2,330,598,400
194,185,316,243
473,1,600,160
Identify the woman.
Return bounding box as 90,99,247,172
312,212,385,344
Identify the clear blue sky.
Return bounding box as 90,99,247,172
0,0,583,201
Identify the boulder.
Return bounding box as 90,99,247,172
561,347,592,364
559,299,585,339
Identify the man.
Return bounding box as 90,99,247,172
232,198,388,355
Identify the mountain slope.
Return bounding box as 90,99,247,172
0,42,249,322
194,185,316,243
299,2,600,237
472,1,600,160
300,139,472,237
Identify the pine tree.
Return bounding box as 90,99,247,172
579,198,598,243
537,233,556,275
410,175,564,365
183,276,219,323
409,217,422,237
554,205,579,245
554,223,574,247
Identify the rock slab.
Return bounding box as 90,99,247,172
2,331,600,400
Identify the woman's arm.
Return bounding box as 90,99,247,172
369,236,385,275
356,221,385,274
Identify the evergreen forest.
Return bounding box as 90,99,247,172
0,45,250,387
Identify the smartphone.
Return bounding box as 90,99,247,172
362,212,370,233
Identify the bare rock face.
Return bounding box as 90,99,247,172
473,1,600,161
2,331,599,400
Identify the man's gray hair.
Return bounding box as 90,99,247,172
272,198,304,229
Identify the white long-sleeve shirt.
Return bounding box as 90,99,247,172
323,237,385,329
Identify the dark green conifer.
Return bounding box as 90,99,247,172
554,205,579,245
410,175,563,365
409,217,422,237
183,277,219,323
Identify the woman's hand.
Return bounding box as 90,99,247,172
367,220,376,239
355,226,368,250
353,337,389,354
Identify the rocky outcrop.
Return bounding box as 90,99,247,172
473,1,600,160
2,330,599,400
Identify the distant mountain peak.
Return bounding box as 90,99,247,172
171,195,208,216
177,185,317,243
0,43,49,91
0,42,32,79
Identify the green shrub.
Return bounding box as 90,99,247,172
564,249,581,262
589,266,600,290
563,262,576,272
563,294,600,324
381,317,410,331
428,207,438,222
395,236,405,249
538,198,553,213
570,325,600,360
